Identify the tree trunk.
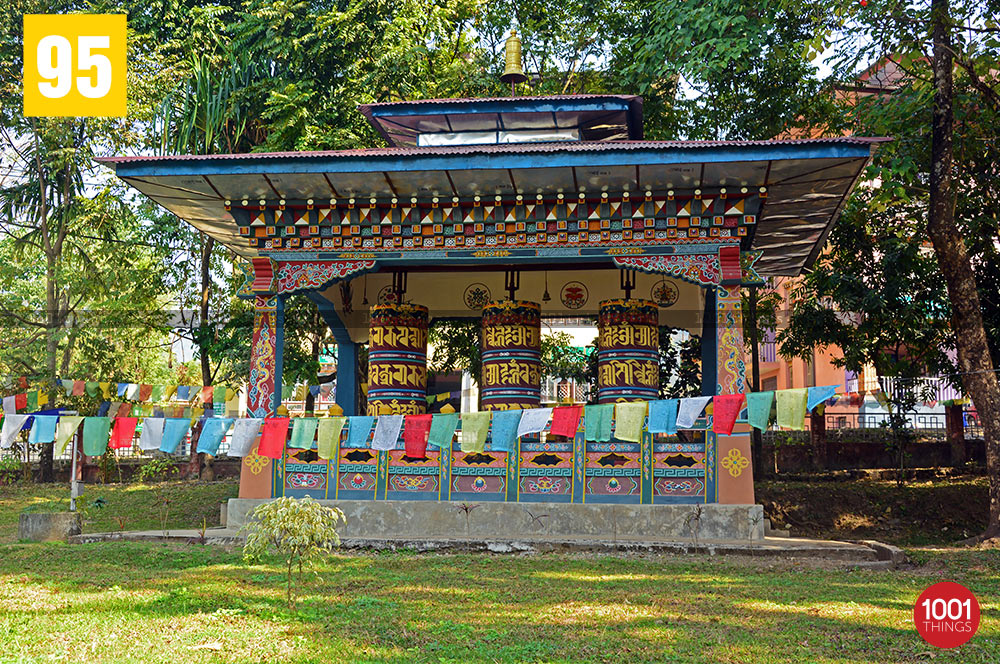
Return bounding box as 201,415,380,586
199,235,215,386
197,235,215,480
929,0,1000,539
39,253,57,483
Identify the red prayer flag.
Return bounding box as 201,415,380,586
549,405,582,437
139,384,153,401
72,380,86,396
403,414,433,457
258,417,290,459
109,417,138,449
117,403,132,418
14,393,27,410
712,394,746,435
201,385,214,404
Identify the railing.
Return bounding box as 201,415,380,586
844,375,964,402
541,380,588,404
820,409,982,439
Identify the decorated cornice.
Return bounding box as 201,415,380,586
228,192,760,254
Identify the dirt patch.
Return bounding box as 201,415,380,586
756,475,989,546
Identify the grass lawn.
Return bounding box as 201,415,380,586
0,481,237,543
0,542,997,663
2,481,998,662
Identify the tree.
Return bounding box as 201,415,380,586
620,0,838,140
780,189,955,480
540,331,591,384
242,496,345,610
0,1,185,479
927,0,1000,539
783,0,1000,540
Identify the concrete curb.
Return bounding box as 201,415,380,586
68,529,879,562
852,539,909,566
69,531,243,546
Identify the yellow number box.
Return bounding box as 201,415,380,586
23,14,126,117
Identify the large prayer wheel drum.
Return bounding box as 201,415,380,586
480,300,542,411
366,303,429,415
597,299,659,403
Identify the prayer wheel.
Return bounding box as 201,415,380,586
597,299,659,403
480,300,542,411
366,303,429,415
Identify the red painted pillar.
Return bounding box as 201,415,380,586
239,295,280,498
715,284,753,504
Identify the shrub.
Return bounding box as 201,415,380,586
134,456,178,483
241,497,346,609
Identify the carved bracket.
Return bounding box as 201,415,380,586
274,260,377,294
612,254,721,286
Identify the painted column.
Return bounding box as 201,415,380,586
480,300,542,410
240,294,284,499
714,285,754,504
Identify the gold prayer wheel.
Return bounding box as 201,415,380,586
480,300,541,410
596,299,660,403
366,303,429,415
500,30,528,85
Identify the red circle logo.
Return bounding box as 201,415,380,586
914,582,980,648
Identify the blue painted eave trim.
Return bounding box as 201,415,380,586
112,143,875,179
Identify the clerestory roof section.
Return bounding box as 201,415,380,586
97,136,889,277
357,95,645,147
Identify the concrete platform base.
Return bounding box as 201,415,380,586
226,498,766,542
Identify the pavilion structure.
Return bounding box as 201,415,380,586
100,93,884,514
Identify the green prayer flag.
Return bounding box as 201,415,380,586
459,412,491,452
150,385,163,402
316,417,346,459
427,413,459,448
747,391,775,431
25,391,38,412
289,417,319,449
776,388,807,430
613,402,647,442
82,417,112,456
85,381,100,398
584,404,614,442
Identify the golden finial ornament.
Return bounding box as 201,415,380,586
500,29,527,92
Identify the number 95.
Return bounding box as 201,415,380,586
36,35,112,99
